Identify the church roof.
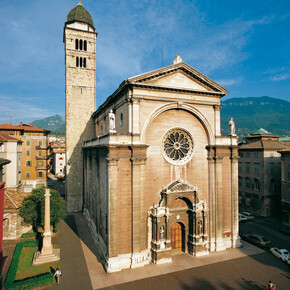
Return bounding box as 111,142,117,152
93,57,228,117
253,128,271,135
66,1,94,29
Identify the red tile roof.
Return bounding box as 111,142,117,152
4,190,31,209
239,139,289,150
0,133,22,142
0,123,50,133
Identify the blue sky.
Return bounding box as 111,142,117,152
0,0,289,124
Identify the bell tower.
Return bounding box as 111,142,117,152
64,1,97,212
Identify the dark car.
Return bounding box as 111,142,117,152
242,233,271,248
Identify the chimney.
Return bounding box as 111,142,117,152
29,123,32,126
20,122,23,126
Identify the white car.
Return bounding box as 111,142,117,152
270,247,289,261
239,213,247,222
241,212,254,221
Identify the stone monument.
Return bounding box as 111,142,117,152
229,117,236,136
108,110,116,133
33,189,60,265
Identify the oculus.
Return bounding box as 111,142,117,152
162,128,194,165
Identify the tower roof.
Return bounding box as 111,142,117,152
66,1,94,29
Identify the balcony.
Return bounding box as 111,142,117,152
36,165,50,170
35,145,50,150
36,156,50,160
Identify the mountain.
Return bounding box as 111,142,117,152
32,97,290,138
32,115,65,135
220,96,290,137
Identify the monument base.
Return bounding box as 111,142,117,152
32,248,60,266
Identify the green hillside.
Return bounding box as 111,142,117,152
220,96,290,137
32,115,65,136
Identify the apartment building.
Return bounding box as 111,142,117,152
0,133,22,191
238,128,288,216
0,123,50,192
50,143,65,178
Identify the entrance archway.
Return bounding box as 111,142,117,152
171,222,185,252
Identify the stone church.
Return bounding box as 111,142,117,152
64,2,240,273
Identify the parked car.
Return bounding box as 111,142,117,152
242,233,271,248
241,212,254,221
270,248,289,261
239,213,248,222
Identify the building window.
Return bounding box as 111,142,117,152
38,150,42,156
254,178,260,190
287,165,290,179
84,40,87,51
270,162,275,174
246,162,250,173
80,39,83,50
254,163,259,174
75,39,78,50
26,172,30,178
37,172,43,178
238,176,243,187
38,140,43,146
26,150,30,156
26,140,30,146
239,152,244,158
288,186,290,199
60,163,62,166
254,152,259,158
238,162,242,173
270,179,275,192
246,152,250,158
26,161,31,167
245,177,250,188
59,157,63,160
83,57,86,68
76,56,79,67
37,161,43,166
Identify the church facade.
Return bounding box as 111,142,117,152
65,2,241,273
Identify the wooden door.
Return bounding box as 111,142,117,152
171,223,182,250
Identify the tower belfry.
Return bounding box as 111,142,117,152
64,1,97,212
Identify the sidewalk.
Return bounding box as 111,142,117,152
2,214,264,290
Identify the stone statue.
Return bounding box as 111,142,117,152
108,110,116,132
159,225,165,240
198,219,203,235
229,117,236,136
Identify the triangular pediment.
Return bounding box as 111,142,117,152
128,61,228,95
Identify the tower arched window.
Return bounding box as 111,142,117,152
80,57,83,68
83,58,86,68
76,57,79,67
75,39,78,50
80,39,83,50
84,40,87,51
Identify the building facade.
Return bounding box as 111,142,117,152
280,149,290,229
238,129,288,216
65,2,241,273
50,143,66,178
0,123,50,192
0,134,22,191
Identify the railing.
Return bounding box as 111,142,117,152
36,156,50,160
35,145,50,150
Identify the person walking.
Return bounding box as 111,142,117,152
54,268,62,285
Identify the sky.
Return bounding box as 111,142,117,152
0,0,289,124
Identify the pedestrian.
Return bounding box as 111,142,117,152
54,268,62,285
268,280,276,290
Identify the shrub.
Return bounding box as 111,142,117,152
4,241,43,289
21,232,37,238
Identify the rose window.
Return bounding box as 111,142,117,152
162,128,194,165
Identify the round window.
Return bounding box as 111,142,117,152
162,128,194,165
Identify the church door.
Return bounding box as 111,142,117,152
171,223,184,251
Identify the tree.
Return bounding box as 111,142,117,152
19,187,66,230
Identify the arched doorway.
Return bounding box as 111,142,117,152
171,222,185,252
